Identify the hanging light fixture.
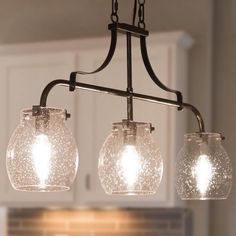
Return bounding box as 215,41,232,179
176,133,232,200
6,0,232,199
6,107,78,192
98,120,163,195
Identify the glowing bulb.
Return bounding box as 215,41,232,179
117,145,141,186
192,154,214,196
32,134,51,185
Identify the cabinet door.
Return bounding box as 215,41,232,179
75,35,189,207
0,51,77,206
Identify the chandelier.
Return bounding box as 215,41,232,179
6,0,232,200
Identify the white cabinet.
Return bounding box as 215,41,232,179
0,32,193,207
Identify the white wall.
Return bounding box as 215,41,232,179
0,208,7,236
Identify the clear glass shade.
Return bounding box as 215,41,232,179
98,120,163,195
6,107,79,192
176,133,232,200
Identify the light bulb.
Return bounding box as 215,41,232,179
176,133,232,200
6,107,79,192
32,134,51,185
98,120,163,195
117,144,141,187
191,154,214,196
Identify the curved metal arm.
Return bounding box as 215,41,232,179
69,28,117,89
182,103,205,133
39,79,205,133
140,36,183,109
40,80,71,107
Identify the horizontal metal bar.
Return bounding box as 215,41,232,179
39,79,205,132
108,23,149,37
76,82,180,107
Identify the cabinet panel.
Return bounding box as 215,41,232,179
0,52,77,206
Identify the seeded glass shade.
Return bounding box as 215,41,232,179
6,107,79,192
98,120,163,195
176,133,232,200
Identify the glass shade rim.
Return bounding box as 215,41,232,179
112,120,151,127
180,196,229,200
22,107,66,116
184,132,221,139
12,184,71,192
106,190,156,196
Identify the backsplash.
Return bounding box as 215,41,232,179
8,208,192,236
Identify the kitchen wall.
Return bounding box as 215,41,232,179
8,208,192,236
0,1,217,236
210,0,236,236
0,208,7,235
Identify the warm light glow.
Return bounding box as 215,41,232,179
192,154,214,196
98,121,163,195
32,134,51,185
117,145,141,186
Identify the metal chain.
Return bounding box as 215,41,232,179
111,0,119,23
138,0,145,29
132,0,137,26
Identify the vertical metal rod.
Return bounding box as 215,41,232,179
126,32,134,121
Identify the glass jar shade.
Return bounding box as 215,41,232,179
176,133,232,200
98,121,163,195
6,107,79,192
